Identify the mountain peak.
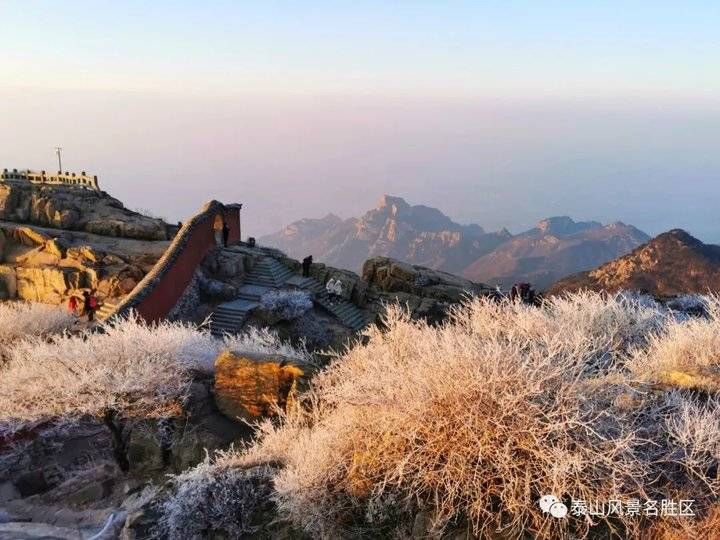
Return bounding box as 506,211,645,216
658,228,699,244
376,195,410,211
320,212,343,223
547,228,720,296
536,216,601,236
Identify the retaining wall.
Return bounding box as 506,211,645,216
111,200,241,323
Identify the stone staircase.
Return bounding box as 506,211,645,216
97,301,117,321
209,298,258,337
244,257,295,288
210,256,296,336
208,254,371,335
287,275,370,331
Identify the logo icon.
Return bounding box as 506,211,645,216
538,494,568,518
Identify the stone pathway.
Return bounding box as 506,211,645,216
286,275,370,331
209,254,372,336
209,298,258,337
96,301,117,321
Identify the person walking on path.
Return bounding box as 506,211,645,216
222,222,230,247
67,295,79,317
84,290,99,322
302,255,313,277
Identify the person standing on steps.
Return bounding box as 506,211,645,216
222,222,230,247
84,290,99,322
302,255,313,277
82,291,91,321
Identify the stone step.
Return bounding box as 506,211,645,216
245,278,275,287
212,314,247,323
208,298,259,336
97,302,117,320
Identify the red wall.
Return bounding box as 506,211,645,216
129,205,241,323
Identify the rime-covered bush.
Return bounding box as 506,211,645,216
626,296,720,393
158,457,275,539
665,293,708,315
175,293,720,539
291,313,332,349
0,313,308,437
0,301,74,360
260,289,312,321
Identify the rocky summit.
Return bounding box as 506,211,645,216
0,181,172,241
546,229,720,297
261,196,649,290
0,182,174,307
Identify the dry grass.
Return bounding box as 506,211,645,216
171,293,720,539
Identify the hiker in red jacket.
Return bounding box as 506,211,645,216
67,295,79,316
84,290,99,322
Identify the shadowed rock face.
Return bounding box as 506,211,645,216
546,229,720,297
0,182,171,241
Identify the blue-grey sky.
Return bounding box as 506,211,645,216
1,1,719,240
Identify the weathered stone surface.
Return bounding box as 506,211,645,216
363,256,491,303
11,226,48,247
0,265,17,299
0,481,20,504
0,522,88,539
0,223,167,305
198,274,238,300
214,351,306,422
66,245,100,263
16,246,60,267
15,267,80,303
14,470,49,497
0,183,169,241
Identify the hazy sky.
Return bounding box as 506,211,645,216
1,2,719,240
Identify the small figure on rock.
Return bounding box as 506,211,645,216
67,295,79,317
302,255,313,277
326,278,337,296
510,282,537,305
222,222,230,247
84,290,99,322
325,278,343,299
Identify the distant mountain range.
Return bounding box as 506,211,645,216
260,195,650,290
546,229,720,297
462,216,649,289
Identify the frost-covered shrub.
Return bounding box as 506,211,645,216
290,313,331,349
158,456,275,539
0,313,307,437
0,302,74,359
260,289,312,321
223,325,310,361
665,293,708,315
626,296,720,393
189,293,720,539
